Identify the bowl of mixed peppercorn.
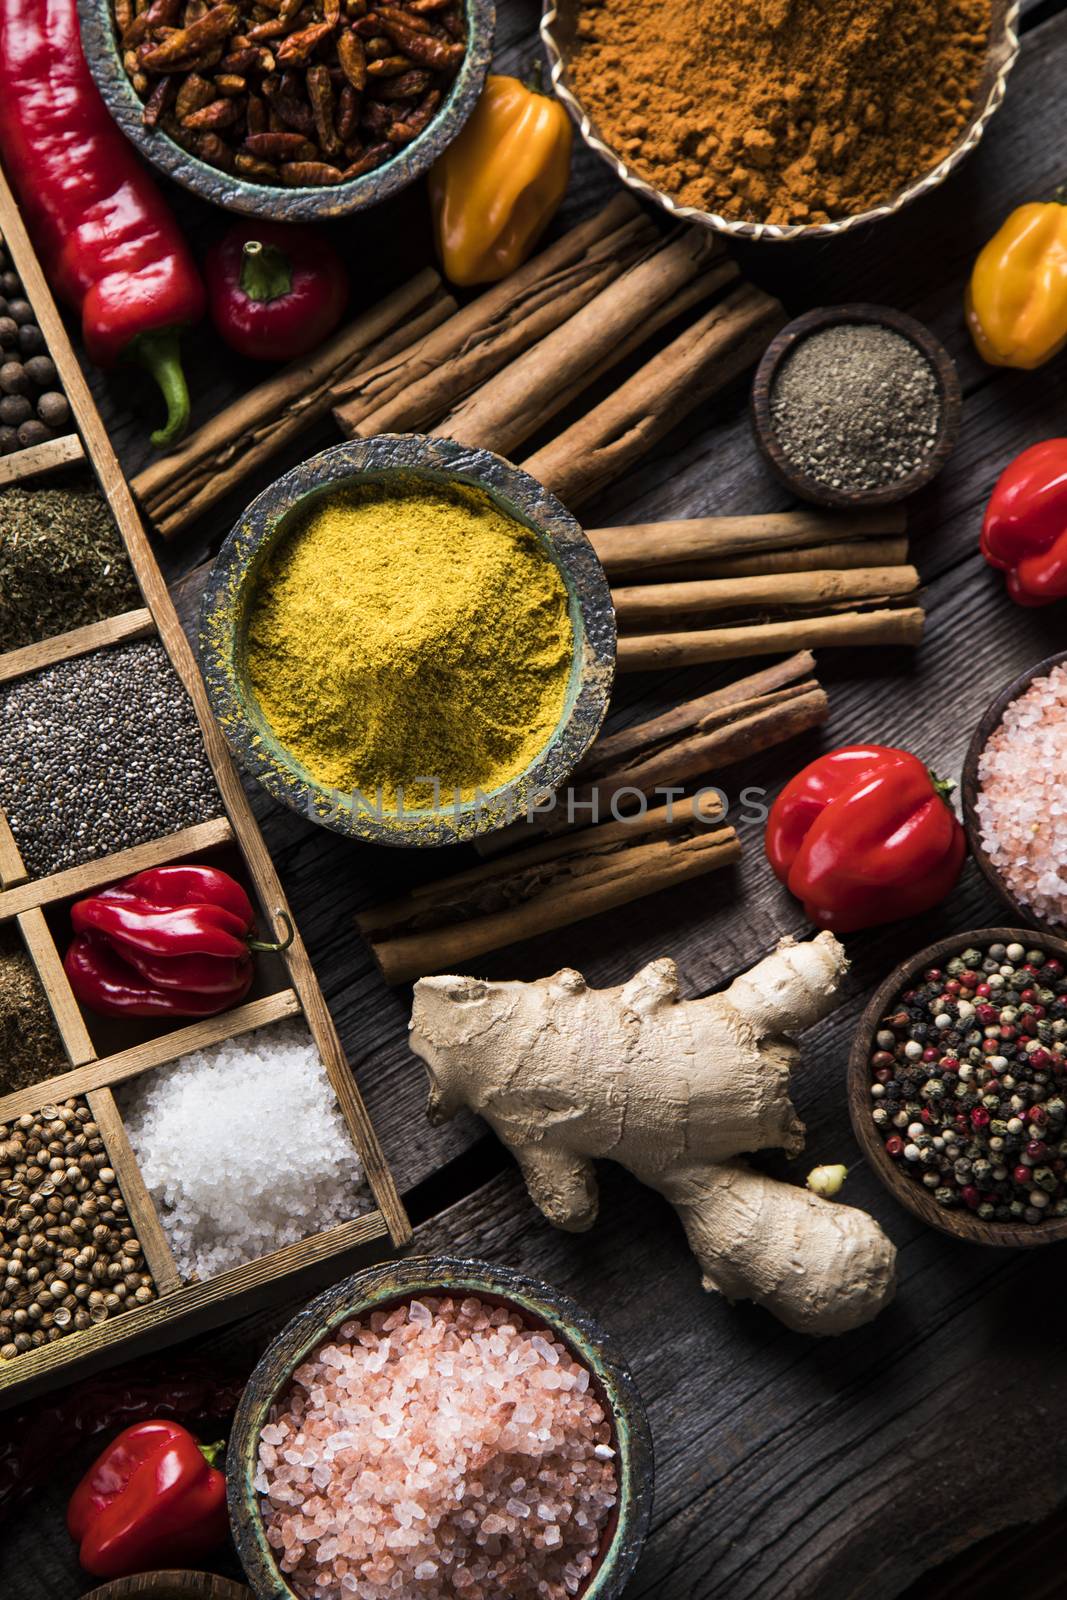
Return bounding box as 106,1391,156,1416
848,928,1067,1247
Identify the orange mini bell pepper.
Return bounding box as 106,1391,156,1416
966,199,1067,369
429,70,572,286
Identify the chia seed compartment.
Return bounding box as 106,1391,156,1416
0,159,410,1407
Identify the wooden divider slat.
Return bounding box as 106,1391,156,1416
0,1208,390,1396
87,1086,184,1298
0,430,84,486
0,815,235,922
0,808,27,890
17,906,96,1066
0,607,156,686
0,987,302,1123
0,167,409,1251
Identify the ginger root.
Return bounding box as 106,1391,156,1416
409,933,897,1336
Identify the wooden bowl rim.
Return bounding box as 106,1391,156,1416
847,924,1067,1247
541,0,1020,243
749,303,962,510
83,1573,252,1600
961,650,1067,938
226,1256,654,1600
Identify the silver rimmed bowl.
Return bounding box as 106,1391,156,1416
77,0,495,221
541,0,1019,243
199,434,616,848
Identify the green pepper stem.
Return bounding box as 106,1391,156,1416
247,909,295,954
199,1439,226,1469
240,239,294,303
128,328,192,449
929,771,957,808
524,59,546,95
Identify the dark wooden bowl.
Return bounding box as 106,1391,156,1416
84,1576,252,1600
227,1257,654,1600
847,926,1067,1247
750,304,962,510
961,651,1067,938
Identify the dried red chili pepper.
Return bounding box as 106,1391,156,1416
0,0,206,445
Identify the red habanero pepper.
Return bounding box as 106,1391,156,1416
980,439,1067,606
205,221,348,362
64,863,291,1018
68,1419,228,1579
0,0,206,446
765,745,966,934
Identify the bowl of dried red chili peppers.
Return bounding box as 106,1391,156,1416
848,926,1067,1248
77,0,495,220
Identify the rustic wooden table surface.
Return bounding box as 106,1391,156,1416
6,0,1067,1594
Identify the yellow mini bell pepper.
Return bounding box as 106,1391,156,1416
966,200,1067,369
429,71,573,287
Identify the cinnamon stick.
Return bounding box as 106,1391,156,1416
357,793,739,984
476,653,825,856
333,194,658,438
522,283,787,508
691,537,908,580
618,606,926,671
133,269,454,538
588,508,907,578
440,231,729,458
612,565,920,626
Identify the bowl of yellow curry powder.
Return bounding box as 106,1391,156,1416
198,435,616,847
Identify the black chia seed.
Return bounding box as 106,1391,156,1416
770,323,942,493
0,638,221,877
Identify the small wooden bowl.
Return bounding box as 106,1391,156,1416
227,1256,654,1600
750,304,962,510
199,434,616,849
961,651,1067,938
84,1575,252,1600
847,926,1067,1247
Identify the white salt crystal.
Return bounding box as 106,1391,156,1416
118,1020,368,1280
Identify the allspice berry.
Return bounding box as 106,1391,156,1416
37,391,69,428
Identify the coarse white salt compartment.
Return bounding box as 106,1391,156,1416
256,1293,620,1600
117,1019,368,1281
976,661,1067,928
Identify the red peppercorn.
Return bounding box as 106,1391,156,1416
955,1114,970,1134
1013,1165,1032,1186
871,1050,895,1069
983,1039,1002,1054
922,1047,939,1062
925,968,943,983
944,979,962,997
999,1024,1018,1041
1021,1015,1039,1036
885,1135,905,1157
986,1079,1001,1093
1027,1140,1049,1161
961,1185,981,1210
975,983,991,998
1020,988,1037,1003
960,971,981,989
1030,1048,1053,1070
1028,1106,1049,1127
940,1056,960,1073
971,1107,991,1128
874,1066,893,1083
1044,960,1063,977
921,1107,935,1125
976,1004,999,1025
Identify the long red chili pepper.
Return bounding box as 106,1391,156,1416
0,0,206,446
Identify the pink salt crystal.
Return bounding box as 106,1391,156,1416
257,1294,617,1600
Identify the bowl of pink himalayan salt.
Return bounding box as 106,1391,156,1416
962,651,1067,936
227,1257,654,1600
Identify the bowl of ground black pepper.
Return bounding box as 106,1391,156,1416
199,435,616,849
848,928,1067,1248
543,0,1017,241
750,305,962,509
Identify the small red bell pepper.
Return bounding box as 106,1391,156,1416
765,745,967,933
64,863,292,1018
980,439,1067,607
68,1419,228,1579
205,221,348,363
0,0,206,446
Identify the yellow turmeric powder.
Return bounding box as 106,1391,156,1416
245,481,574,809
